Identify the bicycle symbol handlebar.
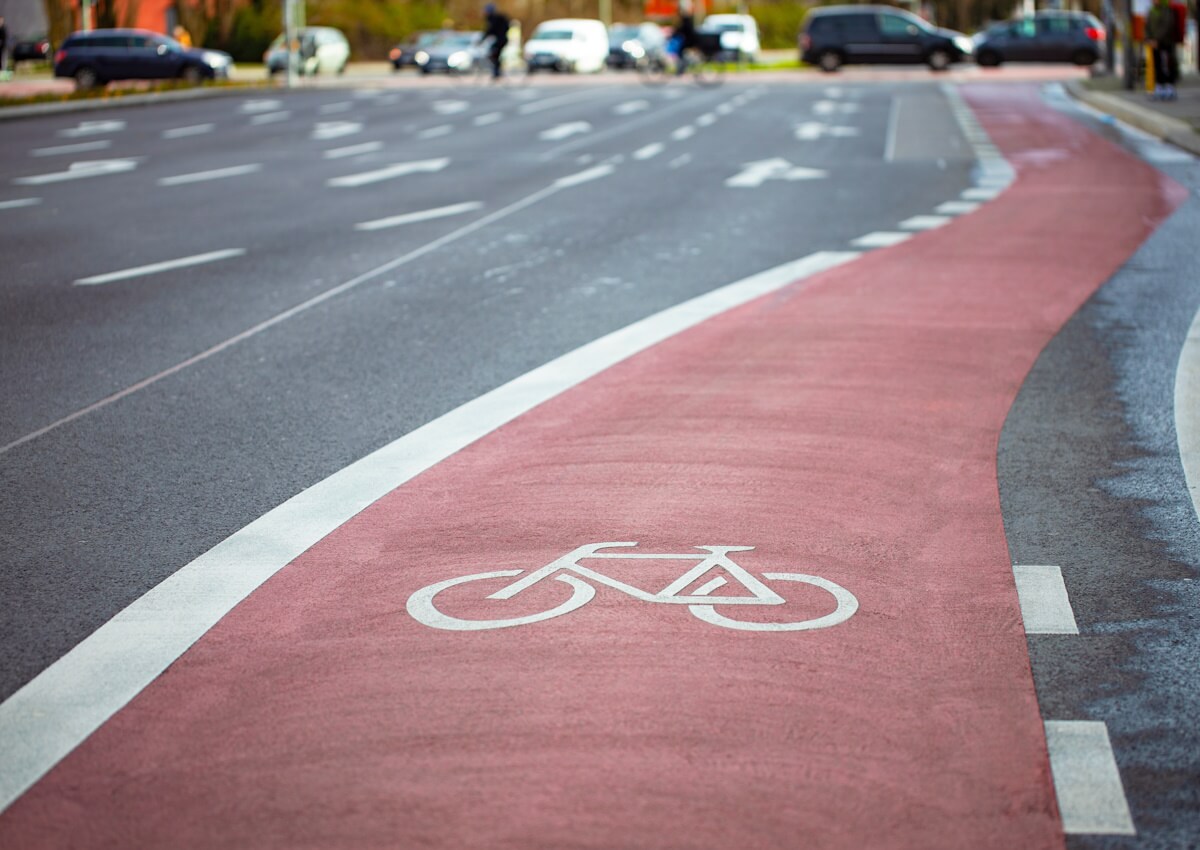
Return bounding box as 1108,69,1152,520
406,543,858,632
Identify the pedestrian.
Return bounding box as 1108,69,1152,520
481,3,509,80
0,17,9,80
1146,0,1180,100
172,25,193,48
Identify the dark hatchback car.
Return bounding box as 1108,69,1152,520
800,5,973,72
607,22,667,69
973,11,1105,66
13,36,53,64
389,31,440,69
54,28,232,89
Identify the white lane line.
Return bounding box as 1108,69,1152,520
935,200,980,215
1044,721,1136,835
418,124,453,140
554,164,613,187
250,111,291,125
240,98,282,113
356,201,483,231
696,113,717,127
0,198,41,210
327,157,449,188
432,100,470,115
899,215,952,230
669,154,691,169
31,140,112,157
57,120,125,138
73,249,245,286
539,121,591,141
884,96,901,162
14,159,139,185
323,141,383,159
474,112,504,126
962,187,1002,201
614,99,650,115
0,249,860,814
162,123,215,140
671,125,696,141
318,101,353,114
716,102,734,115
1176,307,1200,523
633,142,665,161
850,232,912,248
312,121,362,141
1012,565,1079,634
517,89,604,115
157,164,262,187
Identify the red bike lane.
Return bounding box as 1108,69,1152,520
0,85,1184,849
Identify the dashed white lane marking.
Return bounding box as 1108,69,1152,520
669,154,691,169
899,214,952,230
57,120,125,138
716,103,734,115
323,141,383,159
432,100,469,115
0,198,41,210
318,101,353,114
671,125,696,141
74,248,245,286
327,157,450,188
614,99,650,115
356,201,483,231
540,121,591,141
935,200,980,215
851,231,912,248
554,163,613,187
518,89,604,115
250,111,291,125
162,124,215,140
0,249,860,814
962,187,1002,201
1012,565,1079,634
814,100,860,116
795,121,858,141
15,159,139,185
312,121,362,141
157,164,262,187
418,124,453,140
633,143,665,161
240,98,282,113
474,112,504,126
31,140,112,157
1044,721,1136,835
695,113,717,127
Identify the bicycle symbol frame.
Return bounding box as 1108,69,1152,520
406,542,858,632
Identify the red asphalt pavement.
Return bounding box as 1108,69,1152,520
0,84,1184,848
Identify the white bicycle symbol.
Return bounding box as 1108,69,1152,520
406,542,858,632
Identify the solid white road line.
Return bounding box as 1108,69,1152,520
356,201,483,231
884,96,901,162
1176,307,1200,523
162,123,215,140
0,198,41,210
31,140,112,157
633,143,664,161
157,164,262,187
250,111,291,125
554,164,613,187
1012,565,1079,635
327,158,450,188
323,141,383,159
850,232,912,248
1044,721,1136,835
73,249,246,286
935,200,981,215
899,215,952,230
0,250,860,815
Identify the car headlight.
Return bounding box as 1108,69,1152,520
202,50,230,68
415,50,429,65
622,40,645,58
448,50,469,68
953,35,974,55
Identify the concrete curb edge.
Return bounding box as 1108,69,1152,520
1064,79,1200,157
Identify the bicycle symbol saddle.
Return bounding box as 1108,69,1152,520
406,542,858,632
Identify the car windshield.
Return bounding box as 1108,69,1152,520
702,22,744,33
434,34,475,46
533,30,574,40
610,25,639,40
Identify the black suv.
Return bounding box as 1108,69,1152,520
799,6,973,72
973,12,1105,66
53,28,232,89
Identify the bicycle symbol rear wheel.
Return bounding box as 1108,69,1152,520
688,573,857,631
406,570,594,631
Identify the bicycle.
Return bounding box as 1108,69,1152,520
406,542,858,632
638,34,730,88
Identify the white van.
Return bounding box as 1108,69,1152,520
523,18,608,73
699,14,760,63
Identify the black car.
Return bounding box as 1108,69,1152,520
53,28,232,89
607,22,667,69
12,36,52,64
973,12,1105,67
799,5,973,72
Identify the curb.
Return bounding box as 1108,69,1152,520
0,82,276,122
1064,79,1200,157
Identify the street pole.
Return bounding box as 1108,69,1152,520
1122,0,1135,90
81,0,93,31
599,0,611,27
283,0,295,89
1103,0,1115,73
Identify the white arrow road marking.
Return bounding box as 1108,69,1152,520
432,100,470,114
31,140,112,157
15,159,140,185
356,201,484,231
614,99,650,115
240,98,282,113
0,198,41,210
323,141,383,159
250,111,291,125
539,121,592,141
157,164,262,187
162,123,215,140
794,121,860,141
418,124,453,140
327,157,450,188
814,100,860,116
633,143,665,161
74,248,246,286
312,121,363,141
57,120,125,138
725,159,827,188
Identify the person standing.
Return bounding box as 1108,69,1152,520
481,4,509,80
1146,0,1180,100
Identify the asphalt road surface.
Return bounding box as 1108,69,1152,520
0,73,1197,848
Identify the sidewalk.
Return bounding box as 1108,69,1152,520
1066,71,1200,156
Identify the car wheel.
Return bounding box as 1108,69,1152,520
180,64,204,85
74,66,100,90
926,49,951,71
1072,48,1097,66
976,49,1001,67
817,51,842,73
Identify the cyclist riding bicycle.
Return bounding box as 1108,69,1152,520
481,3,510,79
668,11,699,74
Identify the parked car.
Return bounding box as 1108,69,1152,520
973,11,1105,66
389,30,441,70
607,22,668,69
524,18,608,73
12,36,52,64
799,5,973,72
414,31,486,74
698,13,760,63
53,29,232,89
264,26,349,76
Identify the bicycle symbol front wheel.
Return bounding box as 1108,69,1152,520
688,573,858,631
406,570,594,631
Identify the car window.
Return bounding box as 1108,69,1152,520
533,29,574,40
878,14,919,36
1037,17,1072,34
839,15,878,39
1009,19,1037,38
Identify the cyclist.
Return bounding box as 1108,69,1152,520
668,8,699,74
481,3,510,80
